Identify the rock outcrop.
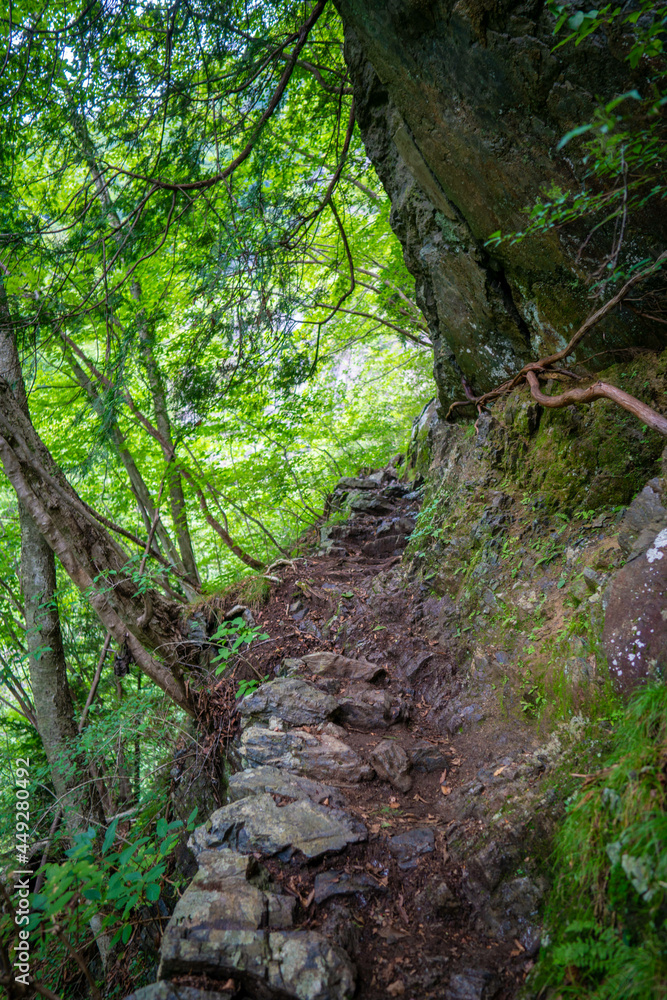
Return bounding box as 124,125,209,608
335,0,666,410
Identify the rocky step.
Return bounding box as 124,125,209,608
154,768,369,999
131,654,456,1000
236,654,428,791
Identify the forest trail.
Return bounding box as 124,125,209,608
145,470,552,1000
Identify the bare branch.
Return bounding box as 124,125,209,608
525,371,667,435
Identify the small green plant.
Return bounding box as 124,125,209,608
0,807,200,992
574,509,597,522
521,681,547,716
532,684,667,998
210,616,269,676
236,675,269,699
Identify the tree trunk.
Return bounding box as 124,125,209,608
19,502,106,830
136,311,200,588
0,281,194,715
0,277,105,830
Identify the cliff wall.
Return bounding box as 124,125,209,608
335,0,667,410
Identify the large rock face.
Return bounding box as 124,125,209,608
335,0,666,410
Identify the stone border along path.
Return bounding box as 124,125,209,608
126,469,551,1000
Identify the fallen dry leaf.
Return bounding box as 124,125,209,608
451,758,461,765
378,924,409,942
440,785,452,796
397,893,409,925
413,793,428,803
387,980,405,996
493,765,507,777
439,768,448,785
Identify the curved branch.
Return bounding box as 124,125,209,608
446,251,667,432
525,371,667,436
101,0,327,193
535,250,667,370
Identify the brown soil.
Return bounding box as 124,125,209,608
213,488,542,999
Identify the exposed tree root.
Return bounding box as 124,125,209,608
446,252,667,434
525,371,667,435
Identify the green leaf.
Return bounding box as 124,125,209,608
102,817,119,856
557,123,594,149
145,883,161,902
122,924,133,944
119,844,137,865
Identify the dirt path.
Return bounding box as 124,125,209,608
152,473,551,1000
232,479,541,998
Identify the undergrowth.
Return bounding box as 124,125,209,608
532,683,667,999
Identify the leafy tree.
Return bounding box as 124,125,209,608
0,4,431,993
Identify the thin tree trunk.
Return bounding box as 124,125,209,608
63,343,186,575
0,280,194,715
0,277,104,833
19,503,106,830
135,311,200,587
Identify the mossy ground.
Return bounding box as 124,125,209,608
529,684,667,999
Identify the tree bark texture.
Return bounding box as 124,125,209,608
0,281,193,714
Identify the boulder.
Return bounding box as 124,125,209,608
299,651,387,684
228,766,346,809
603,526,667,695
388,828,434,870
337,682,394,730
337,2,662,412
369,740,412,793
239,678,340,728
158,847,358,999
189,794,367,861
240,726,375,784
